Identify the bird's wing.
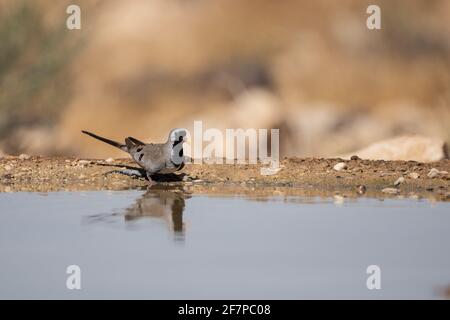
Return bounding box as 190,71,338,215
125,138,136,151
141,144,167,174
127,137,146,146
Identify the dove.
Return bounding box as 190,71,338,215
81,128,187,182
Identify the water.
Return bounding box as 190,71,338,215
0,188,449,299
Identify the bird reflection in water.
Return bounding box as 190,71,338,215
124,185,189,240
84,185,190,241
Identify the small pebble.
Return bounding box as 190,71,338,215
260,166,282,176
78,160,91,165
4,164,12,171
105,158,114,164
356,185,366,195
18,154,31,160
333,162,348,171
394,177,405,186
350,155,360,160
427,168,440,178
382,187,400,194
409,172,420,179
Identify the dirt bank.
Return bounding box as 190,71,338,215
0,156,449,201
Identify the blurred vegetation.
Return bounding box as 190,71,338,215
0,1,81,148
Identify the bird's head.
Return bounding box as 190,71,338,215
169,128,188,146
169,128,190,165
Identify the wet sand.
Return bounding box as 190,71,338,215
0,156,449,201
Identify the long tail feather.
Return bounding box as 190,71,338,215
81,130,128,152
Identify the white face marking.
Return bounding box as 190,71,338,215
170,128,187,142
170,128,186,165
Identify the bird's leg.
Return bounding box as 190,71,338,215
146,171,155,184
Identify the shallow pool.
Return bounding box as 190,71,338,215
0,187,449,299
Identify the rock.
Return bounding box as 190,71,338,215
427,168,440,178
409,172,420,179
260,164,283,176
77,160,91,165
76,160,91,168
394,177,405,186
4,164,12,171
18,154,31,160
356,185,366,195
382,187,400,194
341,135,448,162
350,155,360,160
260,167,282,175
333,162,347,171
105,158,114,164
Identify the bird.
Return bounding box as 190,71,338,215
81,128,187,182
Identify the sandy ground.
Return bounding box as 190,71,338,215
0,156,449,201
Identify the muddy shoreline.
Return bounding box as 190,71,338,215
0,156,449,201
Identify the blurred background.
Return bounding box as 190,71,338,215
0,0,449,159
